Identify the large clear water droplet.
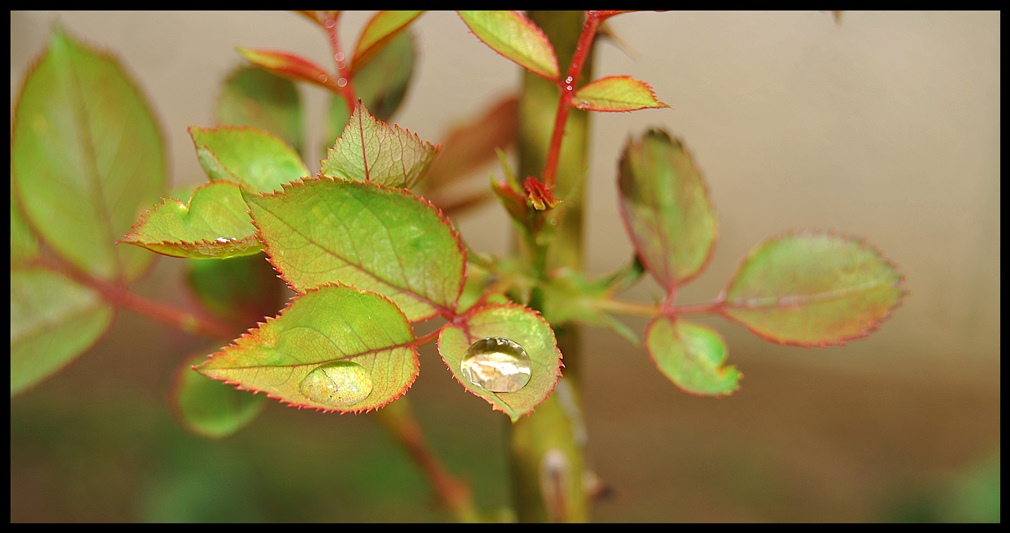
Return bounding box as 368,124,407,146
460,337,532,393
299,361,372,407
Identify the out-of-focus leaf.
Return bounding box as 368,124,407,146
327,29,416,144
571,75,669,112
121,181,260,259
197,285,418,413
186,253,284,329
458,11,560,82
438,303,562,422
351,11,423,74
11,268,114,396
244,177,465,322
645,316,740,396
215,66,304,154
320,101,438,189
11,27,166,282
10,179,39,263
190,126,309,193
618,130,716,291
173,353,267,439
540,269,639,346
236,47,336,92
722,231,905,346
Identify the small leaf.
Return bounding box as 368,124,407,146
190,126,310,193
438,304,562,422
121,181,260,259
524,176,562,210
215,66,304,154
722,231,905,346
186,253,284,329
571,75,669,112
458,11,560,82
10,178,39,263
645,316,740,396
618,130,717,291
244,177,465,322
351,10,423,74
11,268,114,396
197,285,418,413
321,101,438,189
11,27,166,282
236,47,335,91
173,353,267,439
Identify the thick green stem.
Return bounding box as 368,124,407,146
509,10,594,523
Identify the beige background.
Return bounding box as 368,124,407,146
10,11,1000,522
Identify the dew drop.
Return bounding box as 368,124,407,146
337,77,348,87
299,361,372,407
334,52,345,62
460,337,532,393
565,76,574,84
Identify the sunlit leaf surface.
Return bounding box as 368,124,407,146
174,353,267,439
11,27,166,282
618,130,716,291
190,126,309,193
321,101,438,189
245,177,465,322
438,304,562,422
458,11,560,81
197,285,418,413
722,232,905,346
216,66,304,154
11,268,114,396
121,181,260,259
646,316,740,396
571,75,669,112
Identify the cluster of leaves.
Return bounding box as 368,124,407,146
10,12,905,441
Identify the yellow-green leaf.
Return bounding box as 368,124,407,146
215,66,304,154
351,10,423,75
197,285,418,413
173,353,267,439
458,11,560,82
190,126,310,193
646,316,740,397
121,181,260,259
618,130,716,291
438,304,562,422
571,75,669,112
244,177,465,322
321,101,438,189
722,232,905,346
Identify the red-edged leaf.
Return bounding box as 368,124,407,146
237,47,337,91
351,10,423,75
197,284,418,413
618,130,717,291
646,316,740,396
437,303,562,422
721,231,905,346
524,177,562,210
190,126,310,193
571,75,669,112
458,11,560,82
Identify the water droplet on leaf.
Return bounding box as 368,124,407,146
337,77,348,87
299,361,372,407
460,337,532,393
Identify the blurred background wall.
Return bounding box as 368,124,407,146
10,11,999,522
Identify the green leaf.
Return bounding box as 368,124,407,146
540,268,639,346
215,66,304,154
571,75,669,112
618,130,717,291
458,11,560,82
722,231,905,346
173,353,267,439
186,253,284,329
244,177,465,322
10,178,39,263
190,126,310,193
437,304,562,422
645,316,740,396
196,285,419,413
321,101,438,189
11,27,167,282
327,29,416,145
11,268,115,396
121,181,260,259
351,10,423,74
236,47,336,92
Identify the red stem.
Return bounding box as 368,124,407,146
322,13,357,109
541,11,603,189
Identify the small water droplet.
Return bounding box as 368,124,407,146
565,76,573,84
337,77,348,87
318,74,328,84
334,52,345,62
299,361,372,407
566,85,573,91
214,237,237,244
460,337,532,393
